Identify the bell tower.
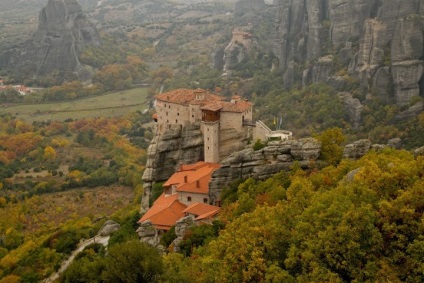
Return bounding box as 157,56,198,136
201,106,221,163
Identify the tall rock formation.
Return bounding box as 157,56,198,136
141,124,205,211
0,0,101,77
272,0,424,107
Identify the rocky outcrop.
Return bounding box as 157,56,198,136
339,92,363,128
142,124,204,184
223,27,254,72
98,220,120,237
394,102,424,121
272,0,424,108
209,138,322,203
415,146,424,158
391,60,424,107
137,220,160,247
141,123,204,211
0,0,101,77
172,216,195,252
343,139,372,159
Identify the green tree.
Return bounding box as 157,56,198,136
101,240,163,283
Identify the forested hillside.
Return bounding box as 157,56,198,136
0,111,154,281
0,0,423,281
57,147,424,282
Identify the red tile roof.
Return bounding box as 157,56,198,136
183,203,220,220
164,162,220,194
138,193,187,230
155,88,252,113
155,88,223,106
201,100,252,113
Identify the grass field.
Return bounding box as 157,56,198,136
3,87,151,123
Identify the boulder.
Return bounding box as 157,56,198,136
291,138,321,161
394,102,424,121
98,220,120,237
387,138,402,149
172,216,195,252
414,146,424,158
137,220,160,247
343,139,372,159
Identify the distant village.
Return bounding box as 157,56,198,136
0,78,35,95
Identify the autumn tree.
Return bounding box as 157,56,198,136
314,127,346,165
43,146,57,161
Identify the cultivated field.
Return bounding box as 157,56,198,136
3,87,150,123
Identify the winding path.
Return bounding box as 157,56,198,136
43,235,110,283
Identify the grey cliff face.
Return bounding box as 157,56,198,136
209,138,322,204
0,0,101,76
272,0,424,107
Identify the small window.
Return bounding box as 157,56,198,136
176,119,178,123
169,105,171,109
207,138,210,141
192,115,194,118
207,146,209,150
203,198,208,203
177,113,180,116
187,196,192,202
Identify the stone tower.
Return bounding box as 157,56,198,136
202,106,221,163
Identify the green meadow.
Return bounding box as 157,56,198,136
2,87,150,122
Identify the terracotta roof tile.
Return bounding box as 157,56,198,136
195,209,220,221
164,162,220,194
155,88,223,106
183,203,220,217
155,88,252,113
138,193,187,230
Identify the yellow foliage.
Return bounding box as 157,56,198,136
0,274,21,283
67,170,85,182
51,137,70,148
43,146,56,160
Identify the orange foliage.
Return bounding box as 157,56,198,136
0,132,43,156
0,151,17,164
